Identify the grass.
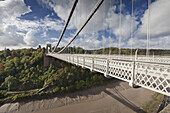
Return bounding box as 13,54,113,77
143,93,164,113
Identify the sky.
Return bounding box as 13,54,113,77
0,0,170,50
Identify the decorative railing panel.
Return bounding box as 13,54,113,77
109,60,133,82
134,62,170,96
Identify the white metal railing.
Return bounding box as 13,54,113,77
47,53,170,96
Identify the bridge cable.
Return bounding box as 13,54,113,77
75,0,78,54
102,0,105,54
68,46,69,54
76,0,81,54
130,0,133,56
149,0,151,55
119,0,122,55
57,0,105,54
109,0,112,57
52,0,78,53
93,0,96,55
85,1,87,54
93,5,94,54
146,0,151,56
104,0,106,54
79,0,81,54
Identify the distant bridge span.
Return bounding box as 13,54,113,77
47,53,170,97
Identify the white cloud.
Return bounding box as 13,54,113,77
0,0,31,49
137,0,170,38
70,33,116,50
41,16,64,31
0,0,65,50
1,0,170,50
37,0,73,21
42,32,47,38
24,30,39,47
50,38,58,41
0,0,31,23
127,35,170,50
130,0,170,49
106,6,139,41
13,17,63,33
37,0,112,34
36,0,139,49
49,32,116,50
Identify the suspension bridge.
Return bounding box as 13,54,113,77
45,0,170,97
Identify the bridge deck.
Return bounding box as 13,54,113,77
47,53,170,96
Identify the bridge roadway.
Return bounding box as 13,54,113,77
47,53,170,97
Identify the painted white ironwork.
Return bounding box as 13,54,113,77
47,53,170,96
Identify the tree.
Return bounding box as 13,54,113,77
37,45,42,52
53,86,59,93
77,47,84,54
79,80,85,89
3,48,10,57
5,60,15,75
14,57,20,67
60,87,65,93
4,76,19,91
0,63,4,72
0,91,6,98
38,45,41,49
11,50,17,58
21,56,30,64
6,56,12,61
0,52,4,59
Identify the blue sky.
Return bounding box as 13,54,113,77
0,0,170,50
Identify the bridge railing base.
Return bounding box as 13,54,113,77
129,82,140,88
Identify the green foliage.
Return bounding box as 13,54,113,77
4,76,19,91
0,47,116,104
60,87,65,93
0,63,4,72
12,94,19,101
3,48,10,58
143,93,163,113
14,57,20,67
53,86,59,93
0,90,7,99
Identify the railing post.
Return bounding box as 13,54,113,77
70,56,72,63
129,49,138,88
82,57,85,68
91,57,94,71
77,56,79,65
104,59,110,78
69,55,71,63
72,56,74,64
68,55,70,62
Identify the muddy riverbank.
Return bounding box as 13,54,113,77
0,81,158,113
